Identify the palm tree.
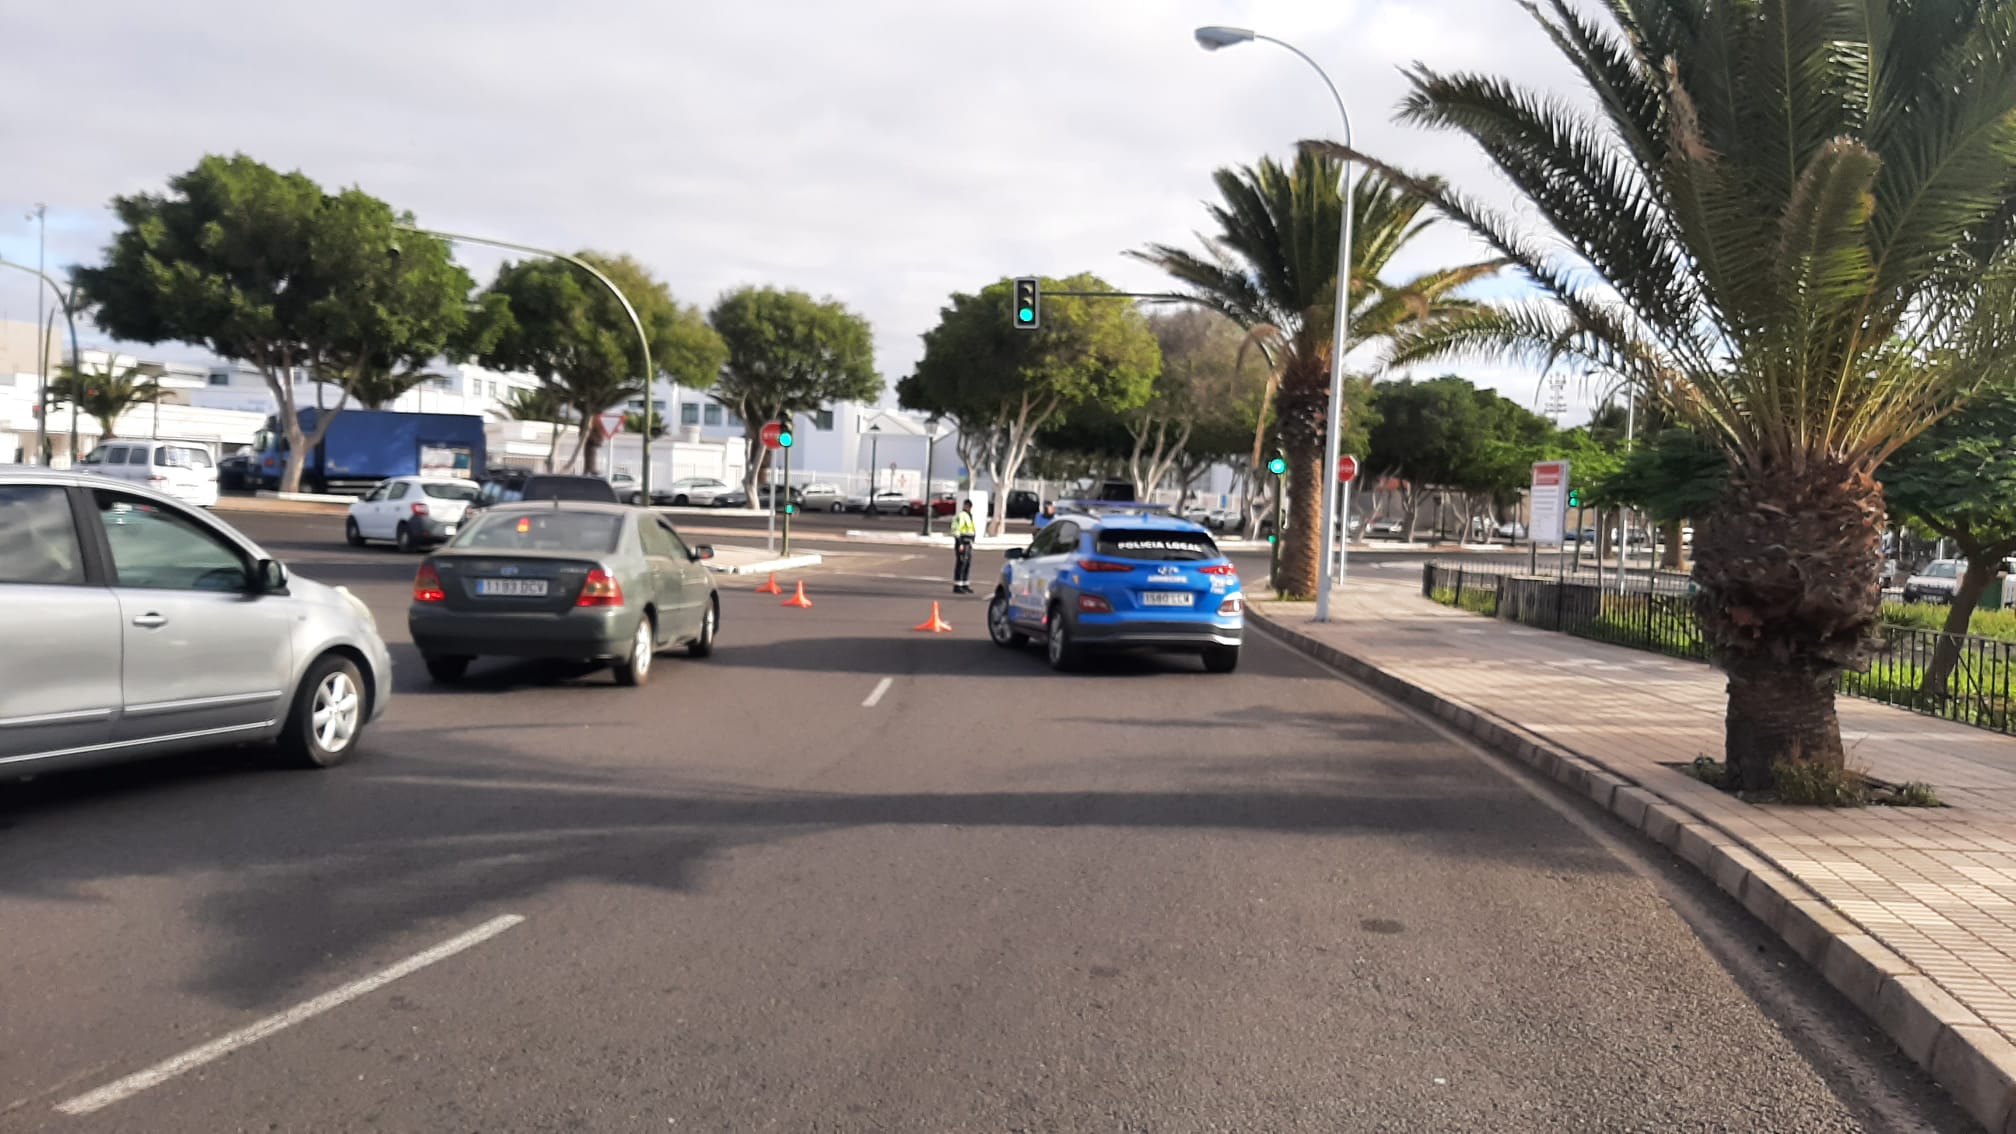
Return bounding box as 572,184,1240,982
50,361,162,441
1130,152,1500,596
494,384,572,472
1320,1,2016,790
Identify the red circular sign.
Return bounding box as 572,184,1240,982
1337,455,1360,483
760,421,786,450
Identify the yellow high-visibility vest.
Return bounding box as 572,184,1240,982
951,511,978,537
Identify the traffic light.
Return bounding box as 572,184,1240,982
1013,277,1040,330
1267,454,1287,476
775,418,794,448
1567,487,1582,508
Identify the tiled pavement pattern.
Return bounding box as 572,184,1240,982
1254,575,2016,1131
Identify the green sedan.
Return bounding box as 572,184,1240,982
407,502,719,686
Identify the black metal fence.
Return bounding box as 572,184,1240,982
1423,561,2016,735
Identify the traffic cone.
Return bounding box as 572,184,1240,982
912,602,952,633
754,572,783,595
781,581,813,608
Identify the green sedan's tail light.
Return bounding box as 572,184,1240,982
577,567,624,607
413,563,445,603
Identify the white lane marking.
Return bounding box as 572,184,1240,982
55,914,526,1117
862,677,894,708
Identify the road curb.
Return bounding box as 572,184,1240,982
707,553,823,575
1248,606,2016,1133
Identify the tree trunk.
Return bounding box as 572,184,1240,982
1274,371,1325,598
1694,461,1883,789
1919,554,2003,699
1722,659,1845,791
1660,518,1685,570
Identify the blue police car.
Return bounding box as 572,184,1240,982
986,502,1243,672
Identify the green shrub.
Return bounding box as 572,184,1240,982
1881,600,2016,643
1769,761,1868,807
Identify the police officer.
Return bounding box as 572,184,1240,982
950,499,978,594
1032,501,1056,530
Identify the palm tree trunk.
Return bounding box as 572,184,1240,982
1919,552,2009,700
1274,365,1327,598
1694,463,1884,789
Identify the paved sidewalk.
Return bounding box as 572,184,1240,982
1255,576,2016,1131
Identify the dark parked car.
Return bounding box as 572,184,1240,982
1004,489,1041,519
408,502,718,686
471,472,622,511
216,453,254,492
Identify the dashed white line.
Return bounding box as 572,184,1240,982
55,913,526,1117
862,676,894,707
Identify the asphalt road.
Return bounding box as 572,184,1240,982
0,509,1971,1132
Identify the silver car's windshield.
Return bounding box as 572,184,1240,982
458,511,623,553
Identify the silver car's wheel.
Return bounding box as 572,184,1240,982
314,669,362,749
613,616,655,687
276,654,367,768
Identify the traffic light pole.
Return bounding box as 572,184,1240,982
781,441,792,559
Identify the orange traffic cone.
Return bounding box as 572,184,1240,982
912,602,952,633
754,572,783,595
781,581,814,608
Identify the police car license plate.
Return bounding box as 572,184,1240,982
1140,591,1193,607
477,578,548,597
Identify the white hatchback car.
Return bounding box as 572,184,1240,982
77,439,220,507
346,476,481,552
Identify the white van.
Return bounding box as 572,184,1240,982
78,439,221,507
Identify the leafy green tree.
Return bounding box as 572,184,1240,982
479,254,724,475
1885,386,2016,696
621,411,669,441
707,286,881,502
73,153,478,492
50,361,162,441
1329,2,2016,789
1591,428,1726,566
900,273,1159,534
1130,153,1500,596
1366,376,1540,538
494,384,570,472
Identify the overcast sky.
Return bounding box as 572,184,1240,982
2,0,1599,419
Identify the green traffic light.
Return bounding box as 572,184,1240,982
1567,489,1581,507
1266,457,1287,476
778,431,793,448
1018,307,1034,323
784,503,795,515
1267,534,1278,544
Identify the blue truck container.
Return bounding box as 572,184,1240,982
252,409,487,494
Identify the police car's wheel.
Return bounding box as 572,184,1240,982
1202,645,1240,674
1046,606,1079,672
988,592,1026,648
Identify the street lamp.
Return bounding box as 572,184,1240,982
393,225,661,501
1195,25,1356,622
1,255,83,467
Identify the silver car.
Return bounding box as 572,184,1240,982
0,467,392,779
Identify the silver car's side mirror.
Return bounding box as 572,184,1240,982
255,558,288,592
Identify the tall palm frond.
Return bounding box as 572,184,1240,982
1307,0,2016,788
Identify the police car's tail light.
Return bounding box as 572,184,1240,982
1077,559,1134,572
1218,595,1244,615
1199,563,1236,575
1078,594,1113,613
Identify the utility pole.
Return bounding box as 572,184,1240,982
29,205,47,464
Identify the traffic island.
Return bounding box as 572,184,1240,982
1250,579,2016,1133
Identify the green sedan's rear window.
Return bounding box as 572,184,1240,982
459,511,623,553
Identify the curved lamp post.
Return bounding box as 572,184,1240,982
394,225,660,499
1196,25,1355,621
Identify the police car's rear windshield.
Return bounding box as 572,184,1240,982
1095,530,1219,561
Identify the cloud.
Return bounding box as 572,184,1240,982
1,0,1604,415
